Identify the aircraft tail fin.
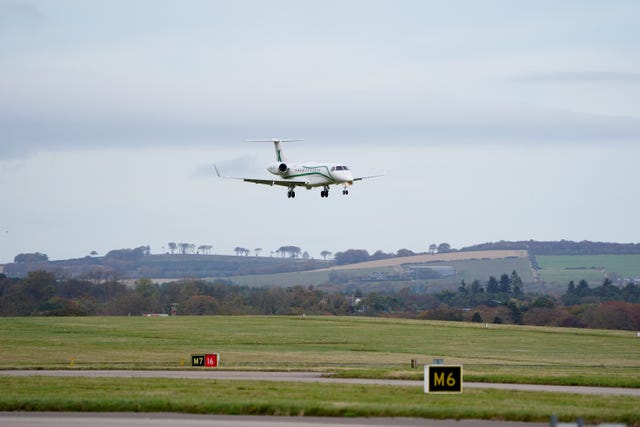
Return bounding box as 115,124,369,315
244,139,303,162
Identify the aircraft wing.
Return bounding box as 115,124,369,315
214,164,308,187
353,173,385,181
243,178,308,187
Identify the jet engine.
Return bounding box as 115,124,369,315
268,162,289,176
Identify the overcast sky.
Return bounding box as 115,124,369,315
1,0,640,263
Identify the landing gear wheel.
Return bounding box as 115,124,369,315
287,190,296,198
342,189,349,195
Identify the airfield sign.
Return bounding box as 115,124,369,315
424,365,463,393
191,353,219,368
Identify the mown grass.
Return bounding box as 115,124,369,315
330,366,640,388
1,376,639,425
1,316,639,388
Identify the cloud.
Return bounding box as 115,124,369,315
0,2,43,32
514,71,640,84
2,2,639,159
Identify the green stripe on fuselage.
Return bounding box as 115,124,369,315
286,165,335,183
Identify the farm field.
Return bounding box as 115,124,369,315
229,250,533,290
320,250,529,271
1,316,639,425
536,254,640,285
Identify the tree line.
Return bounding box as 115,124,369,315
422,274,640,330
0,271,350,317
2,270,638,331
461,240,640,255
333,244,453,266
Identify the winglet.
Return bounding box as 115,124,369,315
213,164,243,181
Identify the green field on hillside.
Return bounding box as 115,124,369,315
229,257,533,291
536,254,640,285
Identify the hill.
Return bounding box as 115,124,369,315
462,240,640,255
229,250,533,292
319,250,528,271
2,253,328,280
4,241,640,288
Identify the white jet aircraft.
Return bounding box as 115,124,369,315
214,139,382,198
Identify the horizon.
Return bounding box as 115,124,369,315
4,238,640,264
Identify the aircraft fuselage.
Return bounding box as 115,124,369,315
267,161,354,189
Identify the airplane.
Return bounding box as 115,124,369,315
214,139,382,199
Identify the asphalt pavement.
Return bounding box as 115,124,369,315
0,413,550,427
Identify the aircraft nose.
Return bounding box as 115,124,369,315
340,170,354,183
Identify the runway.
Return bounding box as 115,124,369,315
2,370,639,396
0,413,549,427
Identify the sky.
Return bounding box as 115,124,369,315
1,0,640,263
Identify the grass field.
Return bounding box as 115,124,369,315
2,376,639,425
536,254,640,285
1,316,638,385
1,316,639,424
229,255,533,290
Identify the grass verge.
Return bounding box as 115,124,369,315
329,366,640,388
1,376,639,426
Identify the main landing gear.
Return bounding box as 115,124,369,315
320,186,349,198
287,186,350,199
